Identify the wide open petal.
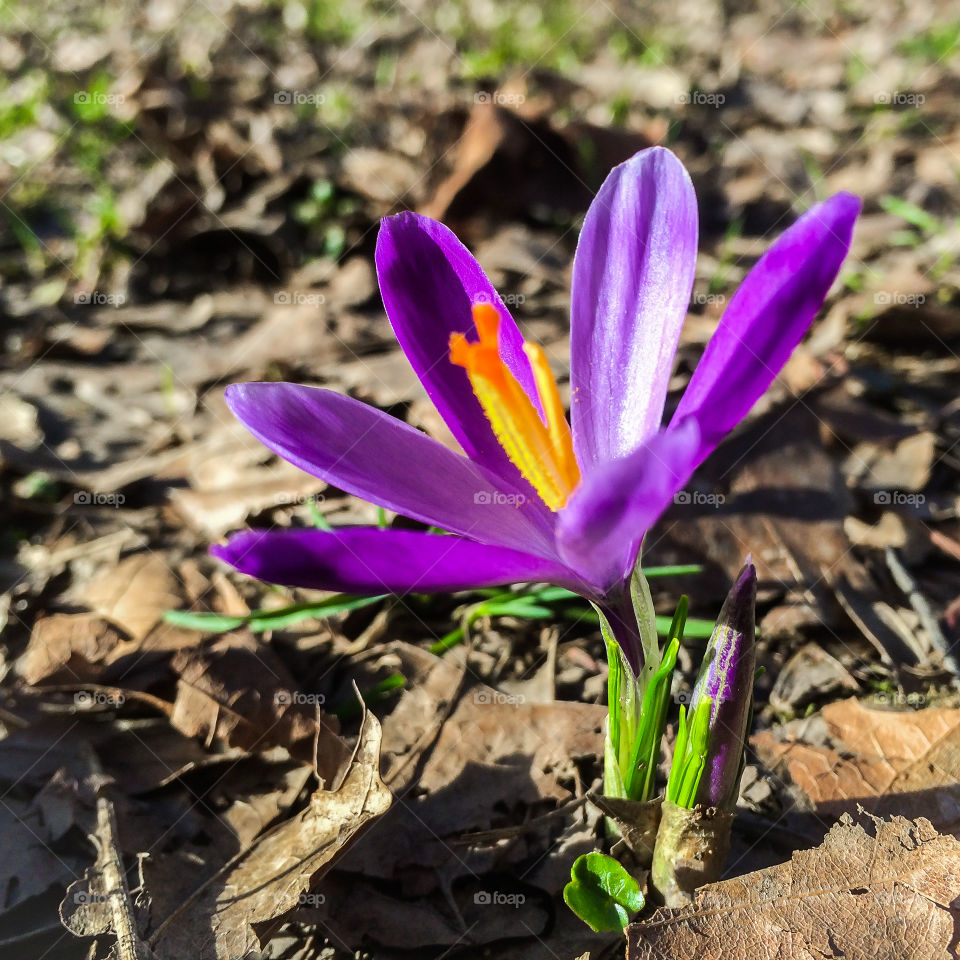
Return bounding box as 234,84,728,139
376,212,542,492
225,381,556,558
671,192,860,466
570,146,698,470
212,528,578,595
556,417,702,591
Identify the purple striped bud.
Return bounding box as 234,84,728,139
690,561,757,809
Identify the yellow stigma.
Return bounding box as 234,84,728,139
450,303,580,511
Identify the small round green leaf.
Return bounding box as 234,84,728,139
563,852,644,932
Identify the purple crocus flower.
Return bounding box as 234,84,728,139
212,147,859,671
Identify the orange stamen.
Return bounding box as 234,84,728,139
450,303,580,510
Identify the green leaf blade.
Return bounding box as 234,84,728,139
163,593,385,635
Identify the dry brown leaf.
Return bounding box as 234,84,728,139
845,431,937,494
753,698,960,831
341,643,605,887
18,611,198,687
0,769,88,917
169,633,349,783
170,459,326,537
78,552,182,642
767,643,859,714
340,147,423,206
666,404,853,591
424,101,649,227
218,763,315,848
666,404,923,666
93,721,247,794
379,642,604,804
628,813,960,960
297,643,610,957
150,711,392,960
18,614,126,685
334,351,423,406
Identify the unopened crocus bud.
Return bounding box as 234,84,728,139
690,560,757,809
651,561,757,908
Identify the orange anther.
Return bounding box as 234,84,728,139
449,305,580,510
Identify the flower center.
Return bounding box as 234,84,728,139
450,302,580,511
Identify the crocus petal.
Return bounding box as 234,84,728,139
671,192,860,465
376,212,542,491
570,146,698,470
212,528,577,594
557,417,702,588
224,381,556,557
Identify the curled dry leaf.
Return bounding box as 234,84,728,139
628,813,960,960
377,642,606,804
753,698,960,831
150,711,392,960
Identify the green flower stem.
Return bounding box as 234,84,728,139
601,571,691,805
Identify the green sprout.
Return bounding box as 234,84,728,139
563,851,644,932
664,695,713,808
